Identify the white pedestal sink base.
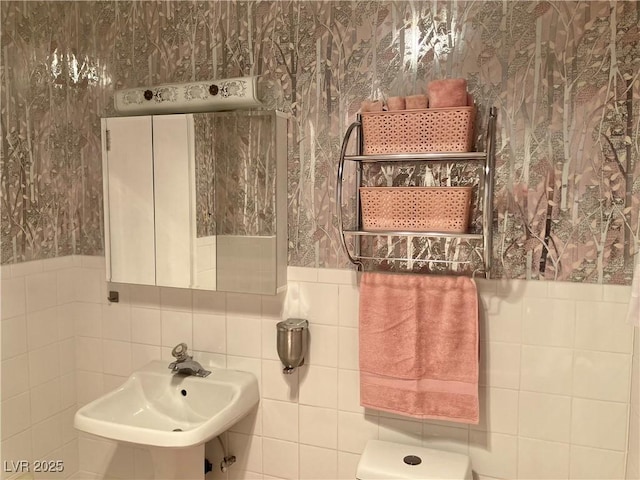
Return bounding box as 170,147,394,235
149,444,205,480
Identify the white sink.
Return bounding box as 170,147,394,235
74,361,259,448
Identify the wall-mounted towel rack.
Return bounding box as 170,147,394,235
336,107,497,278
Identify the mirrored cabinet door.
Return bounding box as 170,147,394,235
102,110,287,295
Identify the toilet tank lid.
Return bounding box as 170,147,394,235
356,440,472,480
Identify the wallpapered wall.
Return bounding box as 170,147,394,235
1,1,639,283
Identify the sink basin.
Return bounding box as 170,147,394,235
74,361,259,447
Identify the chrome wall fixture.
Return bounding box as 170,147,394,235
276,318,309,374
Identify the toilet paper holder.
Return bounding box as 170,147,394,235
276,318,309,374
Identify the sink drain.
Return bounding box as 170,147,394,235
172,428,183,432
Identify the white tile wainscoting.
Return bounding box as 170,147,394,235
1,256,638,480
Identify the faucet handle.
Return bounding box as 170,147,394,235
171,343,189,362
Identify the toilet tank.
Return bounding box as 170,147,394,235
356,440,472,480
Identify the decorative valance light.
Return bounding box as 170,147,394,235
114,76,263,114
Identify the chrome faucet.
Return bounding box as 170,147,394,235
168,343,211,377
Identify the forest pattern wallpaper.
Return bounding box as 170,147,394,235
1,1,639,284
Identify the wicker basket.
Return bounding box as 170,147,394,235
361,107,476,154
360,186,473,233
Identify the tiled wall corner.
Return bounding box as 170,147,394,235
1,258,83,480
3,259,637,480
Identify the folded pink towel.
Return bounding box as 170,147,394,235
428,78,468,108
359,272,479,424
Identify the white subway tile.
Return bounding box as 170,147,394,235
78,435,118,475
479,342,520,389
80,256,106,269
299,365,337,409
262,318,280,361
287,267,318,283
227,356,262,395
60,373,76,409
520,345,573,395
159,287,192,312
1,391,31,439
62,439,80,480
229,404,261,437
317,267,357,285
61,405,78,444
75,268,103,304
25,271,58,313
31,378,62,423
299,282,339,325
101,303,131,341
102,340,132,376
192,289,226,314
1,429,33,472
496,278,548,298
522,298,575,347
338,284,359,328
263,438,298,480
11,259,44,277
299,444,338,480
261,291,286,320
160,310,193,347
482,295,522,343
59,338,75,374
56,268,77,305
227,293,262,318
602,284,631,303
299,405,337,449
28,343,60,388
422,423,470,454
338,451,361,480
1,315,28,360
76,337,103,373
572,350,631,402
337,411,378,454
472,387,518,435
1,276,26,319
569,445,626,479
76,371,103,406
548,282,603,301
575,302,634,353
131,344,161,371
1,353,30,400
337,326,358,370
193,313,226,354
228,432,263,474
378,415,422,447
130,306,161,346
227,315,261,357
468,431,517,480
517,437,569,480
27,307,59,350
31,414,62,459
338,369,362,413
571,398,628,451
307,324,338,367
262,399,298,443
129,284,161,309
74,302,102,338
102,374,126,394
57,304,74,341
518,391,571,443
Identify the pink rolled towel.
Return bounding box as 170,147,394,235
359,272,479,424
386,96,406,111
428,78,468,108
405,94,429,110
361,99,384,112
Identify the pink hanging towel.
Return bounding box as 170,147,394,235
359,272,479,424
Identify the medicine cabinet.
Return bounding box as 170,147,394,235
101,110,287,295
